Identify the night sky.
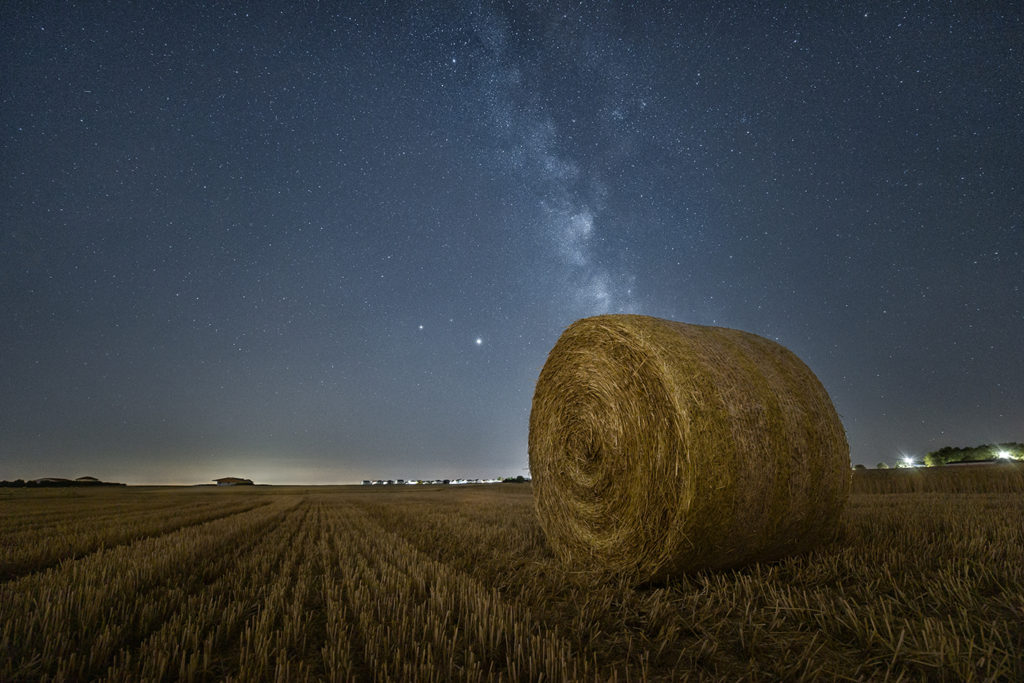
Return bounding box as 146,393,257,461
2,2,1021,484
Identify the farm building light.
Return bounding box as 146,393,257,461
901,456,915,468
997,450,1011,459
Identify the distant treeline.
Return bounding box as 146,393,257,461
0,478,126,488
925,442,1023,466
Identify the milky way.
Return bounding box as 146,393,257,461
469,8,635,314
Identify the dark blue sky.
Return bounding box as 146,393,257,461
2,2,1021,483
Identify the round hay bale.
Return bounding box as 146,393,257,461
528,314,850,581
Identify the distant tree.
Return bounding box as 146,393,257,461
876,463,889,469
924,446,963,466
853,464,866,470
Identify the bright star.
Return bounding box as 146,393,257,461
475,338,482,345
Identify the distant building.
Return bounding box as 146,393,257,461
214,477,254,486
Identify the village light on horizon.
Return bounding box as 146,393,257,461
997,450,1011,459
901,456,915,468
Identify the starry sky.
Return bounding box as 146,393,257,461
2,2,1021,484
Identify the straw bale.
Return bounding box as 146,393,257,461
528,314,850,581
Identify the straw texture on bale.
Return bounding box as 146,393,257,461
529,314,850,581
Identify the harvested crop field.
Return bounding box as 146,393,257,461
2,468,1023,681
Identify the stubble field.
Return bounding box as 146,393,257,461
2,468,1023,681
